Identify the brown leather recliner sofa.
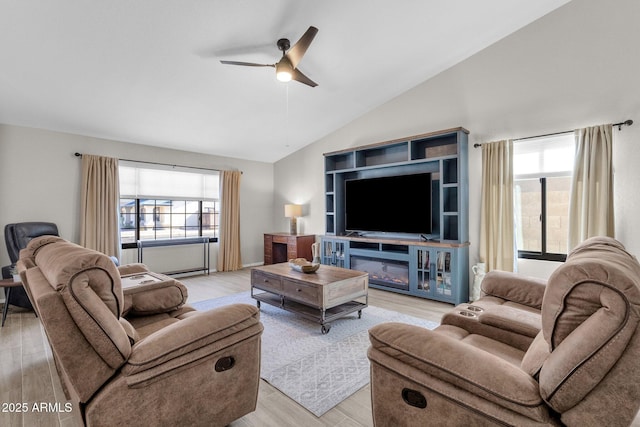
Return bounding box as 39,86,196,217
17,236,263,427
368,236,640,426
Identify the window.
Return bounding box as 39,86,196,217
514,133,574,261
119,163,220,248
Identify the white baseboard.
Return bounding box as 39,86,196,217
242,262,264,268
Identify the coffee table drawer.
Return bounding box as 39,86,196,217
251,270,282,293
282,278,320,306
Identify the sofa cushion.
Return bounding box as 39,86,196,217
441,299,541,352
31,238,123,313
481,270,547,310
434,324,526,367
477,305,541,338
18,235,65,265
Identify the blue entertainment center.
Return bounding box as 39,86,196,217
321,127,470,305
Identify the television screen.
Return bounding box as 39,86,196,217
345,173,432,235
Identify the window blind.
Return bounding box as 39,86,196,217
119,162,220,200
513,132,575,179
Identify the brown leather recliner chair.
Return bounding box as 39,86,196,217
368,236,640,426
18,236,263,427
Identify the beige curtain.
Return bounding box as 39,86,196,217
80,154,120,258
479,140,515,273
568,124,614,249
217,170,242,271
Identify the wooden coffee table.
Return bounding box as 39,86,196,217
251,263,368,334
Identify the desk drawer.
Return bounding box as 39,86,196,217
272,235,291,244
282,278,320,306
251,270,282,293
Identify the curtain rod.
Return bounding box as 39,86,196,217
472,119,633,148
74,152,242,174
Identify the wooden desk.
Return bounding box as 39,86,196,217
263,233,315,265
1,278,23,327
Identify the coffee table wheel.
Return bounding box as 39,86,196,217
358,310,362,319
321,324,331,335
256,300,261,309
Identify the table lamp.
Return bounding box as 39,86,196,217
284,204,303,235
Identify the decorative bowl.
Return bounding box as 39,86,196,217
288,258,320,273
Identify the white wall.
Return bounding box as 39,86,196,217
0,124,274,270
273,0,640,280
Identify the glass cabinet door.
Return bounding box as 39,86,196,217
412,246,456,302
434,249,453,299
415,249,431,294
321,239,348,268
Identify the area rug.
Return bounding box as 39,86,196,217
192,292,438,417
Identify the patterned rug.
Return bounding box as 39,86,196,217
192,292,438,417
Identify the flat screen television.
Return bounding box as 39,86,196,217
345,173,432,235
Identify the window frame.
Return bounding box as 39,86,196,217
516,177,567,263
118,162,220,249
514,132,574,262
119,198,219,250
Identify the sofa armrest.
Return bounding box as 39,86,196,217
122,304,263,385
368,323,543,412
118,263,149,276
121,271,188,316
481,271,547,309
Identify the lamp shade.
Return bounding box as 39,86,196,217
284,204,303,218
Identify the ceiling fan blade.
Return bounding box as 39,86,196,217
220,60,274,67
291,68,318,87
286,26,318,69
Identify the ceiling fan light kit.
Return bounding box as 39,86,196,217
221,26,319,87
276,60,293,82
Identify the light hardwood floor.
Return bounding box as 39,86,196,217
0,268,451,427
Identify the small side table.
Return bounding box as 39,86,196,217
1,279,24,327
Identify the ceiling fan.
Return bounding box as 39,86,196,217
220,26,319,87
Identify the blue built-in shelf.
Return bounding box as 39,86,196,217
321,127,470,304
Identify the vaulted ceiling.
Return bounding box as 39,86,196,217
0,0,570,162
